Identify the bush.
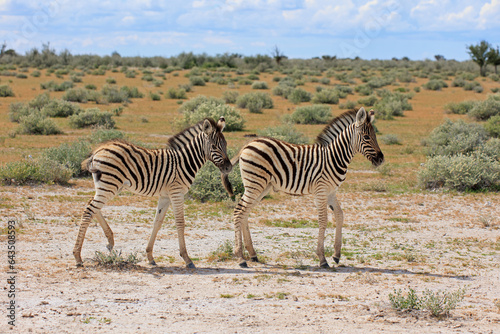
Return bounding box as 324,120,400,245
311,89,339,104
222,91,239,104
357,95,378,107
251,81,269,89
288,88,312,104
374,90,412,120
8,103,32,122
167,87,187,99
63,88,93,103
0,156,72,185
40,80,74,91
257,123,309,144
101,85,130,103
87,128,125,144
120,86,144,99
285,105,332,124
188,154,244,202
339,100,357,109
468,95,500,121
31,70,41,77
424,119,488,157
380,134,401,145
150,92,161,101
69,108,115,129
444,100,477,115
177,101,245,131
272,85,293,98
179,95,225,113
189,76,206,86
41,99,82,117
418,152,500,191
42,140,92,176
355,84,374,96
17,112,63,135
236,92,273,112
423,79,448,91
485,115,500,138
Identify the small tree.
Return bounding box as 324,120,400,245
467,40,491,76
487,47,500,74
271,45,286,67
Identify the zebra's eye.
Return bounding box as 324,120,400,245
363,135,370,141
211,144,217,150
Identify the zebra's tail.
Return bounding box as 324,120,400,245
221,150,242,197
81,154,100,179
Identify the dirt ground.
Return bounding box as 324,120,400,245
1,180,499,333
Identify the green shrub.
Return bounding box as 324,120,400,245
179,95,225,113
101,85,130,103
374,90,412,120
189,155,244,202
468,95,500,121
357,95,378,107
251,81,269,89
389,288,420,311
236,92,273,112
423,79,448,91
485,115,500,138
16,73,27,79
40,80,73,91
69,108,115,129
288,88,312,104
355,84,373,96
8,103,32,122
339,100,357,109
94,250,139,267
424,119,488,156
463,81,481,91
285,105,332,124
272,85,293,98
87,128,125,144
42,140,92,176
189,76,206,86
17,112,63,135
106,77,116,84
41,99,82,117
418,152,500,191
62,88,93,103
311,89,339,104
0,156,72,185
150,92,161,101
257,123,309,144
167,87,187,99
420,288,466,318
177,101,245,131
120,86,144,99
380,134,401,145
222,90,239,104
85,84,97,90
444,100,477,115
31,70,41,77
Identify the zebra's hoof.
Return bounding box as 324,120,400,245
333,257,340,264
106,244,113,251
76,262,84,268
149,260,157,266
239,261,248,268
320,262,330,269
250,256,259,263
187,262,196,269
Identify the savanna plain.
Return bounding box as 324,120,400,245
1,60,499,333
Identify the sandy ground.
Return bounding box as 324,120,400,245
1,181,500,333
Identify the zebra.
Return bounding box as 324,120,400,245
73,117,232,268
228,107,384,268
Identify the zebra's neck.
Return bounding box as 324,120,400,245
324,124,356,170
175,133,209,177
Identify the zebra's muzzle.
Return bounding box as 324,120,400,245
372,152,384,167
218,160,233,175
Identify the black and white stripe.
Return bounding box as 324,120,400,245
232,107,384,268
73,117,232,268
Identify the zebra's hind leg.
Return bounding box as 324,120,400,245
146,196,170,265
170,192,195,269
328,192,344,264
94,211,114,252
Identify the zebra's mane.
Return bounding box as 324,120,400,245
167,118,217,150
315,109,359,146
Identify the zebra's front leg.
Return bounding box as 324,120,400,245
315,194,329,268
146,196,170,265
328,193,344,264
170,192,195,269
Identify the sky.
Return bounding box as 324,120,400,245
0,0,499,61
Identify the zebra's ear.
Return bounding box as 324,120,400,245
368,109,375,123
217,116,226,132
202,119,214,135
356,107,367,125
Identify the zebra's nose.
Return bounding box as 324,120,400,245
220,161,232,174
373,152,384,167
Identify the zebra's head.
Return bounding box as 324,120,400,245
354,107,384,167
202,117,232,175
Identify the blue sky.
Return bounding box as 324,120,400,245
1,0,499,61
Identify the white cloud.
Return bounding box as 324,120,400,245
121,15,135,24
479,0,500,29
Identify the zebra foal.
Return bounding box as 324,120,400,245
229,107,384,268
73,117,232,268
